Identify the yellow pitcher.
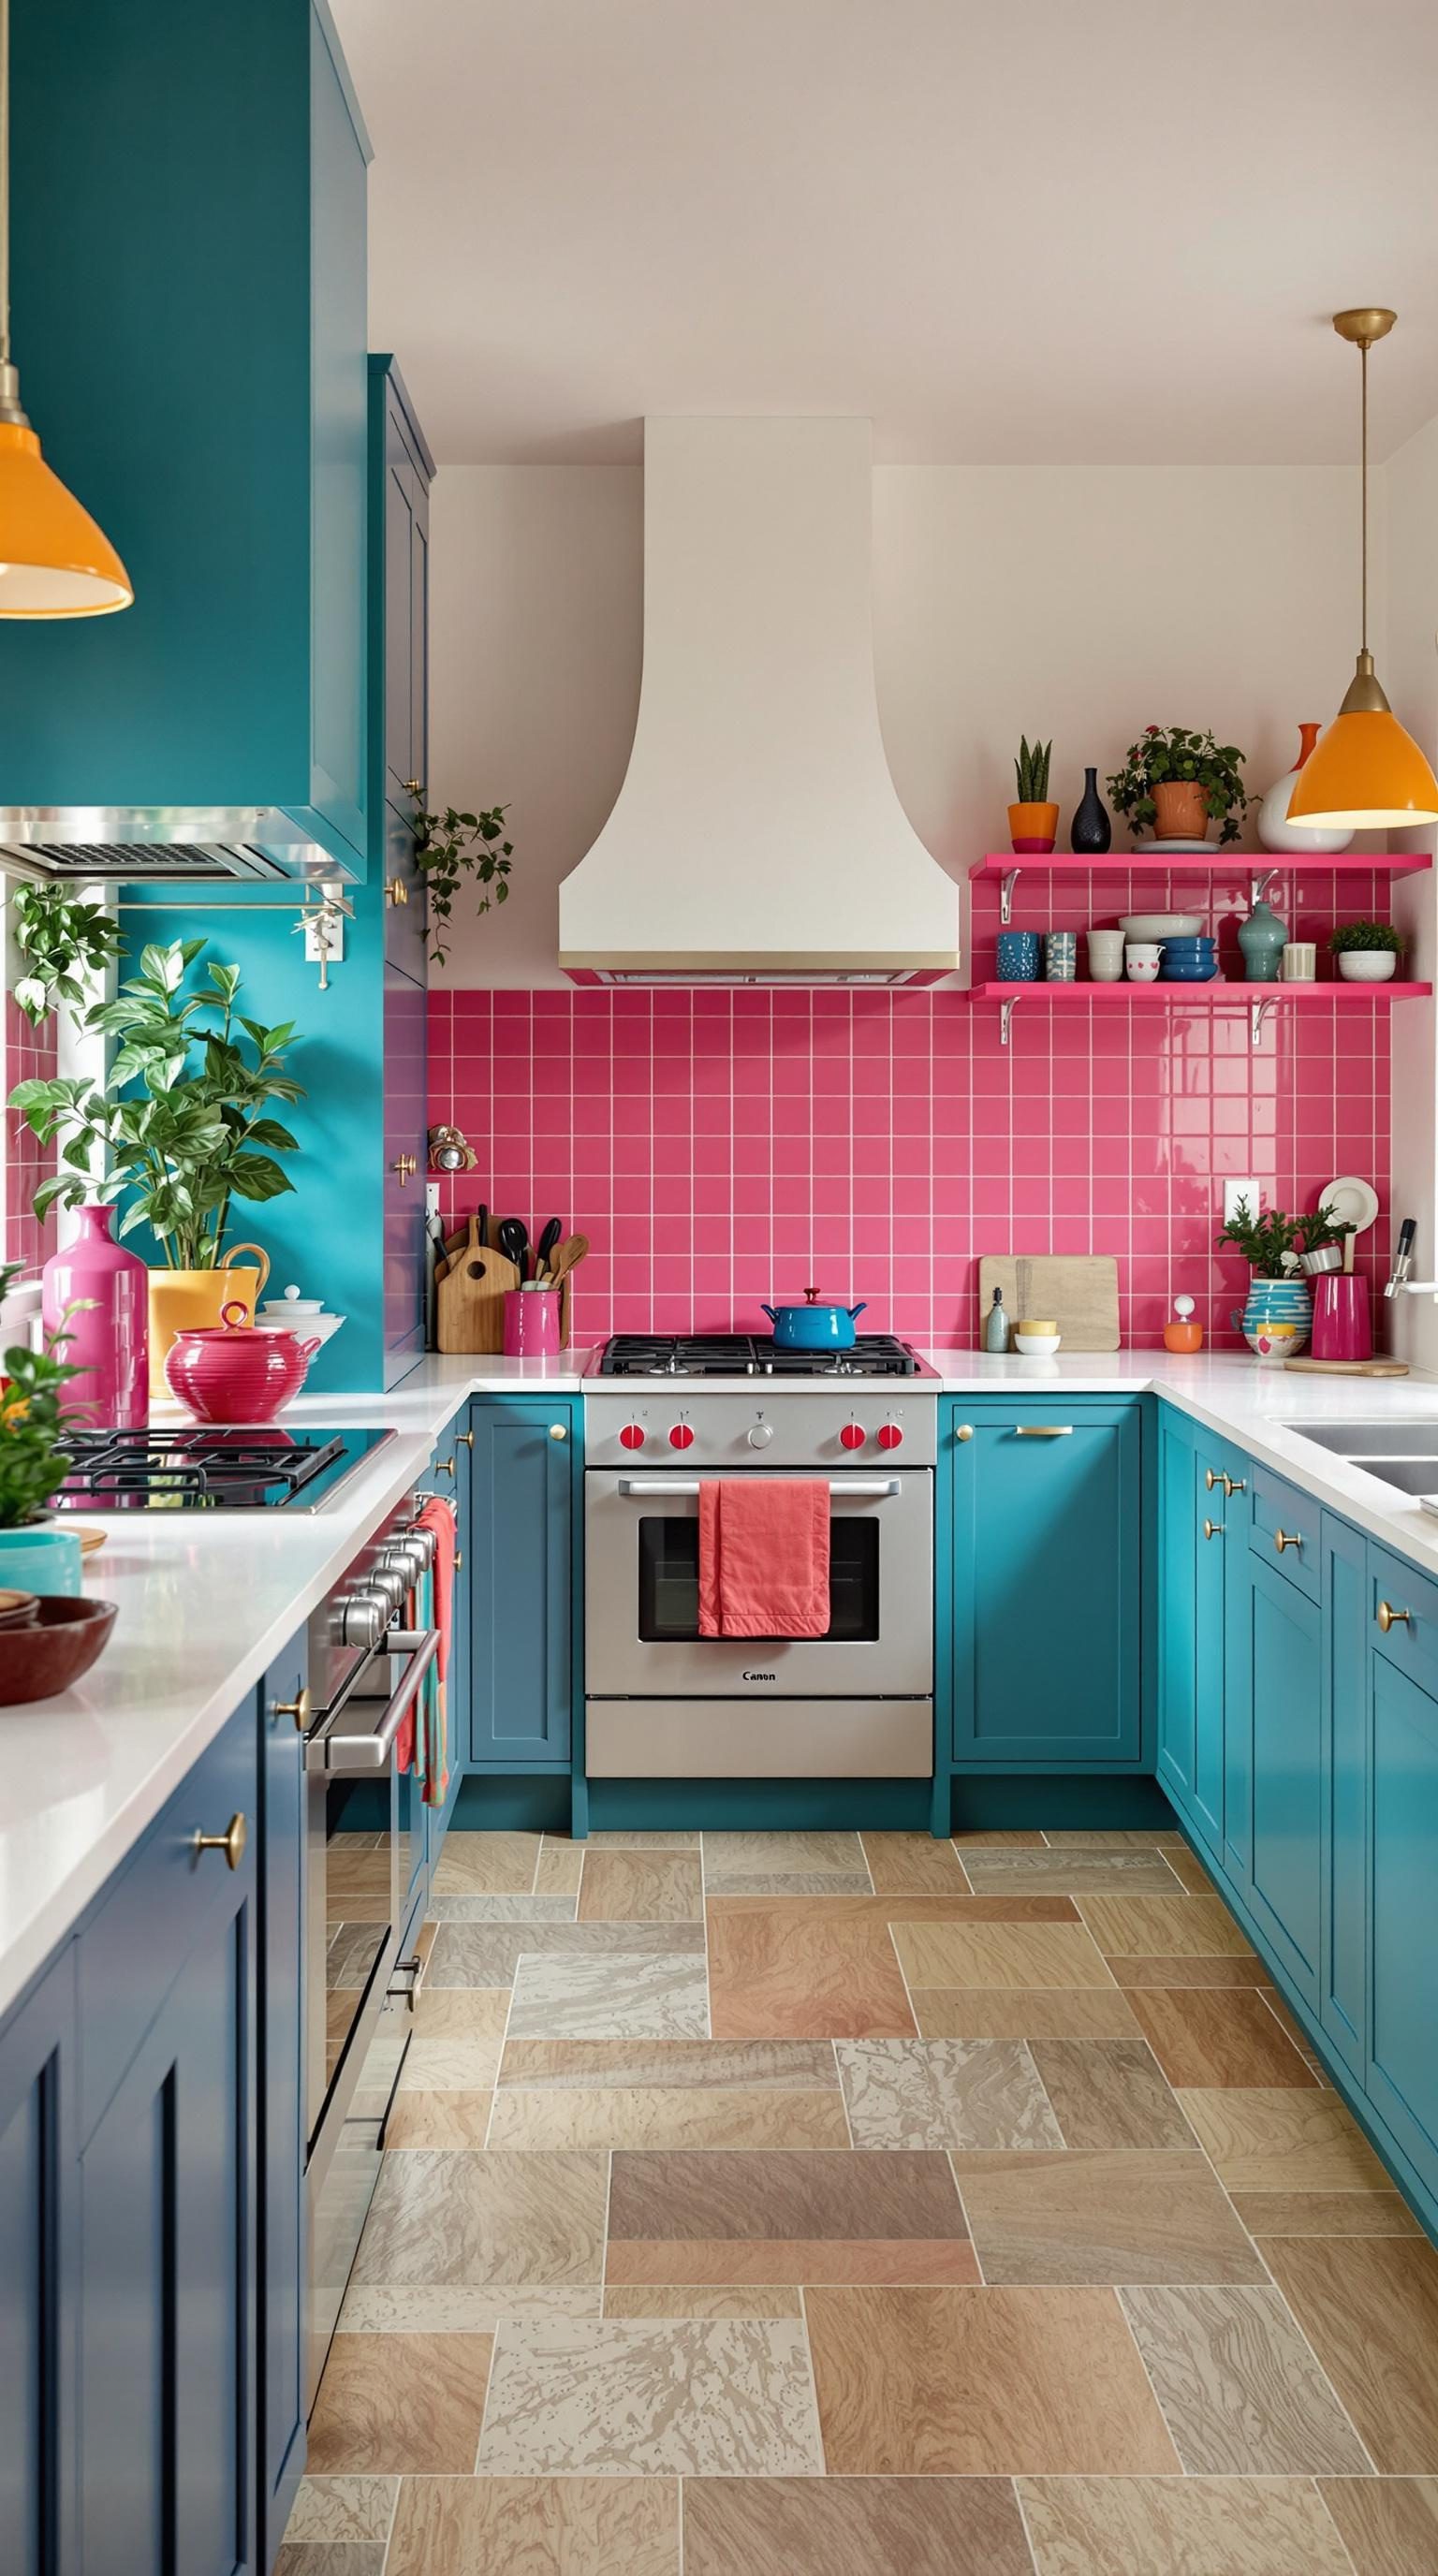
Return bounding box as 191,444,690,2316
148,1242,270,1401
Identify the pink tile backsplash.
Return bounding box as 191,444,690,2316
430,862,1393,1349
4,996,56,1275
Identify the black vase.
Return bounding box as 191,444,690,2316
1070,766,1111,854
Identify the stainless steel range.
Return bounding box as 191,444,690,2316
583,1334,939,1780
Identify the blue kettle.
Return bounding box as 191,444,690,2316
762,1291,868,1351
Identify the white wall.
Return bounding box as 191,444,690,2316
1382,416,1438,1368
428,455,1364,988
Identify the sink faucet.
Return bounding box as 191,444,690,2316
1385,1217,1438,1298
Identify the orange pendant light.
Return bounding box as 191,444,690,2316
1290,308,1437,830
0,0,131,616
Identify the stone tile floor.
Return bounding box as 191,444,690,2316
282,1828,1438,2575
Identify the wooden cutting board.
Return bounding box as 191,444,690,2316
437,1218,521,1354
978,1255,1121,1352
1284,1355,1410,1377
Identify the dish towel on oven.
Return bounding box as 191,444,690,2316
697,1476,831,1637
398,1493,455,1805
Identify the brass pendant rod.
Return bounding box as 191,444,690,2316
0,0,11,369
1360,335,1369,655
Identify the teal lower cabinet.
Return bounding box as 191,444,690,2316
1156,1409,1245,1854
946,1398,1145,1768
1227,1548,1322,2008
1319,1513,1368,2081
0,1948,75,2576
1364,1544,1438,2212
257,1628,310,2568
466,1398,580,1770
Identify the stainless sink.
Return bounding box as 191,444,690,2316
1329,1458,1438,1497
1282,1421,1438,1458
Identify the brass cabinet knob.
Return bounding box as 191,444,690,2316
1274,1528,1303,1553
390,1153,418,1183
955,1424,974,1442
404,779,422,796
454,1550,463,1572
1377,1600,1412,1632
1203,1518,1224,1541
194,1812,247,1871
1227,1478,1247,1495
1205,1468,1222,1491
272,1686,312,1734
549,1422,568,1441
436,1456,456,1477
1206,1470,1245,1497
456,1429,474,1449
386,875,409,908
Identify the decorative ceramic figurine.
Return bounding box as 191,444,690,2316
1238,897,1288,983
1256,723,1355,855
1070,767,1112,854
1164,1294,1203,1354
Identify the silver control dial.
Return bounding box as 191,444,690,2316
338,1587,389,1650
746,1421,775,1448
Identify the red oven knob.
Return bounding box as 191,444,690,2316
668,1422,696,1450
877,1422,904,1452
619,1423,646,1451
839,1421,867,1452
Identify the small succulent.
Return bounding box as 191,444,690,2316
1014,736,1052,803
1329,918,1404,955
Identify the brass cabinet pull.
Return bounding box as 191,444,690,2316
404,779,422,796
549,1422,568,1441
1205,1470,1246,1497
1203,1518,1224,1541
1205,1468,1222,1491
272,1686,312,1734
390,1154,417,1184
386,876,409,908
1273,1528,1303,1553
1227,1478,1247,1495
194,1812,247,1871
1377,1600,1412,1632
1014,1425,1073,1438
456,1429,474,1449
436,1456,456,1477
955,1423,974,1442
454,1550,463,1572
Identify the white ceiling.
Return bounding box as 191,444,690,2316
334,0,1438,467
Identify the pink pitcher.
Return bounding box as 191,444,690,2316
42,1203,149,1427
1310,1272,1372,1363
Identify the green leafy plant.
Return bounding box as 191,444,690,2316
1215,1194,1302,1274
1302,1202,1358,1252
8,882,122,1028
7,940,303,1268
1329,918,1404,955
410,799,514,968
0,1263,88,1528
1013,736,1052,803
1108,724,1251,844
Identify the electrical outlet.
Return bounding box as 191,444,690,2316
1224,1179,1261,1228
425,1181,440,1220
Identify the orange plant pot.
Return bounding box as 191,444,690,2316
1151,780,1211,841
1164,1321,1204,1354
1007,800,1060,855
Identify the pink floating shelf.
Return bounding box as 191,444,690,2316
970,850,1432,879
976,979,1432,1003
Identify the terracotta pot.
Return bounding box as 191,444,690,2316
164,1300,320,1423
1007,800,1060,855
1151,780,1211,841
147,1241,270,1399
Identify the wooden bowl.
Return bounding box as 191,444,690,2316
0,1588,39,1629
0,1596,117,1705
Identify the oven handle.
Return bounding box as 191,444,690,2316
306,1629,440,1773
615,1477,903,1499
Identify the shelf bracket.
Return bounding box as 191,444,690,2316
1249,866,1277,908
1250,997,1274,1048
1000,994,1019,1047
999,868,1020,927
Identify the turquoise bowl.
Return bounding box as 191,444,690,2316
0,1523,83,1598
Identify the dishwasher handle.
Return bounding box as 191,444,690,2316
616,1476,902,1499
307,1629,440,1773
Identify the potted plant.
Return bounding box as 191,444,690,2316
1007,737,1057,854
0,1262,88,1592
1330,918,1403,983
8,939,304,1394
1108,724,1251,845
8,882,122,1028
410,798,515,968
1214,1193,1313,1361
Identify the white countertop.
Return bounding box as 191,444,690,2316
6,1339,1438,2020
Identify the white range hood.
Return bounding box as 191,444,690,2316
559,417,960,986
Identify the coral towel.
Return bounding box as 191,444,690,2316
396,1492,455,1805
697,1477,831,1637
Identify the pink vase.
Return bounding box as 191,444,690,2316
42,1203,149,1428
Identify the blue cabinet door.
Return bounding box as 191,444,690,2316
257,1630,309,2567
951,1400,1143,1766
0,1950,76,2576
1155,1414,1239,1852
468,1399,578,1767
371,357,433,983
383,960,428,1385
78,1823,257,2576
1156,1408,1199,1815
1366,1642,1438,2207
1320,1513,1369,2081
1227,1549,1322,2004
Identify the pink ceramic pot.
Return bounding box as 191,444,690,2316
503,1286,563,1357
164,1299,321,1423
42,1203,148,1427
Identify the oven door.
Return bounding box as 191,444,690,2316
584,1470,933,1699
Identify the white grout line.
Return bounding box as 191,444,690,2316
1008,2474,1043,2575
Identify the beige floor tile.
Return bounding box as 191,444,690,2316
1166,1846,1219,1894
432,1831,541,1895
708,1910,916,2040
1261,2235,1438,2472
1230,2190,1421,2237
954,2148,1267,2286
892,1920,1114,1990
477,2315,824,2474
385,2475,680,2576
950,1828,1048,1847
702,1829,866,1876
497,2039,838,2089
536,1838,586,1895
284,2476,398,2543
275,2543,385,2575
911,1986,1139,2040
1042,1829,1187,1846
703,1869,875,1895
860,1833,973,1892
507,1948,710,2041
427,1919,705,1989
1127,1985,1318,2089
577,1852,703,1920
603,2285,803,2318
338,2285,603,2334
1019,2473,1354,2575
682,2474,1034,2576
352,2149,608,2285
487,2085,849,2151
1318,2475,1438,2575
385,2091,493,2149
962,1852,1184,1895
412,1986,510,2040
835,2038,1064,2151
1108,1953,1273,1987
1119,2283,1371,2472
305,2331,492,2472
397,2034,502,2092
1078,1893,1256,1957
807,2283,1179,2472
582,1831,699,1848
1179,2087,1392,2192
1028,2037,1196,2149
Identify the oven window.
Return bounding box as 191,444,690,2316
638,1515,880,1643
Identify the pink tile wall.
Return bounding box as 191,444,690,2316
429,865,1393,1349
4,995,56,1275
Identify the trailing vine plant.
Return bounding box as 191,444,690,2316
8,882,122,1027
410,798,514,968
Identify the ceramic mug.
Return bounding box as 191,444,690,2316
1086,929,1126,982
1125,943,1163,983
1044,930,1077,983
996,930,1040,982
1282,942,1317,983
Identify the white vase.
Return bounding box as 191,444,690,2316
1256,723,1355,854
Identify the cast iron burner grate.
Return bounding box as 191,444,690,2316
52,1427,366,1510
597,1333,922,1379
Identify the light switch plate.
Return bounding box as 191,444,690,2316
1224,1179,1261,1227
425,1181,440,1219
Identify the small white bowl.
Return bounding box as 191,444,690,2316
1119,913,1203,940
1014,1331,1063,1354
1336,950,1398,982
1125,950,1163,983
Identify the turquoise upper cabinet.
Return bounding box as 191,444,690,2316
468,1400,580,1768
948,1398,1145,1767
0,0,371,869
370,358,435,980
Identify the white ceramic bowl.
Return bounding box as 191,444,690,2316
256,1310,345,1348
1119,913,1204,940
1336,950,1398,982
1014,1331,1063,1354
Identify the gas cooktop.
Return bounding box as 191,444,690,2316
593,1333,930,1380
51,1426,396,1512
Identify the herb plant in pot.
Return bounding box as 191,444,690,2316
1108,725,1251,847
1007,736,1058,854
0,1264,87,1595
1214,1195,1312,1361
1330,918,1403,983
